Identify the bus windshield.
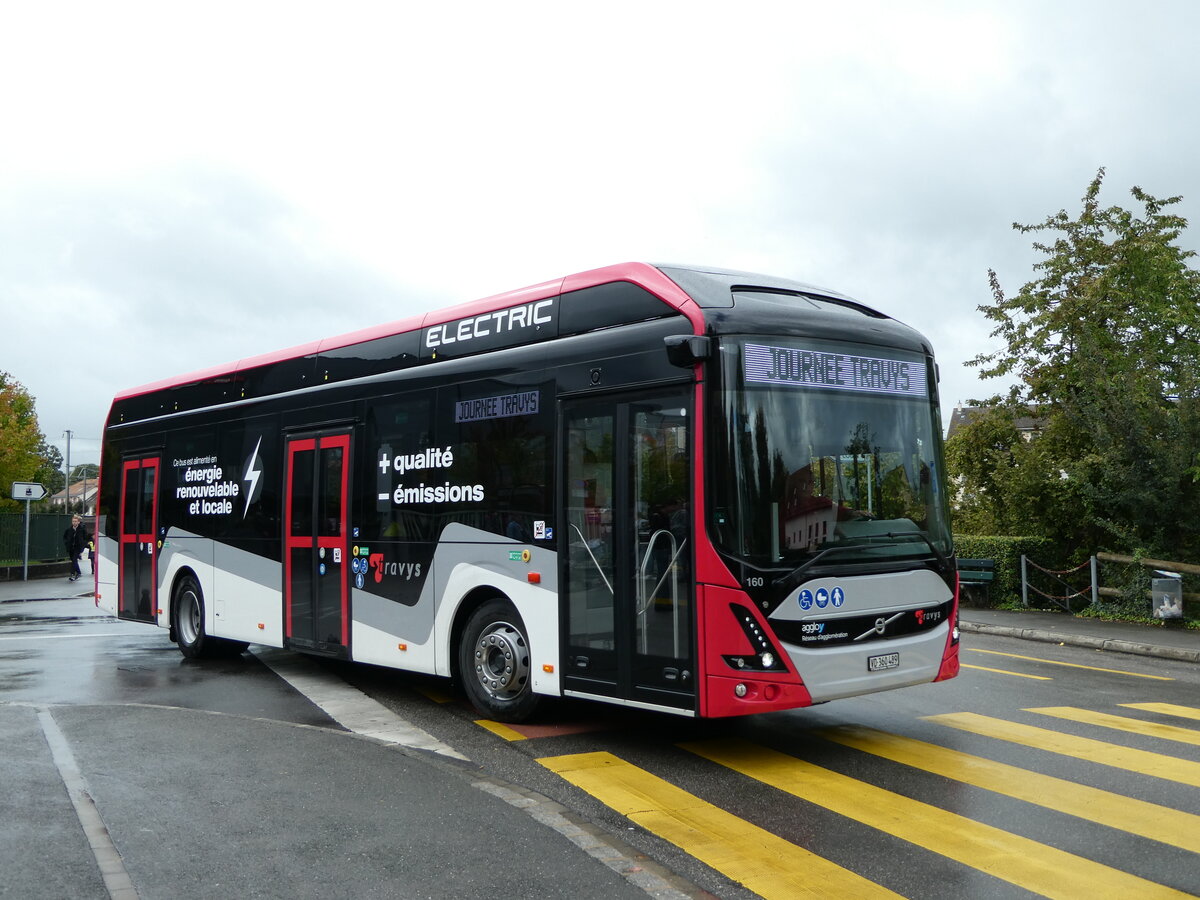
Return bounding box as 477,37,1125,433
712,336,951,569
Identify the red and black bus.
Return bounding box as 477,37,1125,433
96,263,959,721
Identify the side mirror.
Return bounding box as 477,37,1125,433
664,335,711,368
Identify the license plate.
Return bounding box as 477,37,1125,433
868,652,900,672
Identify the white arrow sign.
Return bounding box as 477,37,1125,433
11,482,48,501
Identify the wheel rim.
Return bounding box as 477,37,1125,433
178,588,201,645
472,620,530,701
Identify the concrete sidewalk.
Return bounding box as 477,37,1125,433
0,573,95,603
960,606,1200,664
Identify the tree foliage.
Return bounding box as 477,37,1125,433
949,170,1200,560
0,373,53,511
36,440,66,497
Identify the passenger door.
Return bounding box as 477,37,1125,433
561,389,694,711
284,431,351,656
118,456,160,623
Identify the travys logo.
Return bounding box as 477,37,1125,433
366,553,423,584
915,608,943,625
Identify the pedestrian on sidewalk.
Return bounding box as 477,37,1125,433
63,514,91,582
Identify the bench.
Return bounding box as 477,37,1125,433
957,558,995,584
957,558,995,603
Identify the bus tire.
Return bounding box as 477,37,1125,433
459,598,539,722
173,575,247,659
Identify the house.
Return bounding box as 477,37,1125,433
49,480,99,516
946,404,1044,441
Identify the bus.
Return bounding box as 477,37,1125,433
96,263,959,722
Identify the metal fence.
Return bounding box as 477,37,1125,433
0,513,83,563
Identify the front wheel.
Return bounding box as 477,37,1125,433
458,598,540,722
172,575,247,659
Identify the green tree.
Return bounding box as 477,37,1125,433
944,405,1028,535
0,373,51,512
71,463,100,481
35,439,65,497
951,170,1200,560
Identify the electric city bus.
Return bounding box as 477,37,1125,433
95,263,959,721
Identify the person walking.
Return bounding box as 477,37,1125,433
63,514,92,582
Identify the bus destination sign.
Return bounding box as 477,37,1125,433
743,342,927,399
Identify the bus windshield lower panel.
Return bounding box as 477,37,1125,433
712,337,951,570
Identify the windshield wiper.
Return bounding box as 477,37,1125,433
771,544,861,593
770,533,951,595
884,531,952,572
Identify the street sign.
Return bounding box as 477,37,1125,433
11,482,48,582
11,482,48,501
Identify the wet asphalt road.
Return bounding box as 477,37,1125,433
0,593,670,900
3,587,1198,899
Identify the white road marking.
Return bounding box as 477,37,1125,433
251,648,468,760
38,708,140,900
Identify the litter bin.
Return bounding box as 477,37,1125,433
1151,576,1183,619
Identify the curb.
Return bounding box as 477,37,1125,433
960,621,1200,664
1,562,74,581
0,591,95,604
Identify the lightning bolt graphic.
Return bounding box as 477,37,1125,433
243,435,263,519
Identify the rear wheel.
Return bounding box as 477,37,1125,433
173,575,247,659
459,598,539,722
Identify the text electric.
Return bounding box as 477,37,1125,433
424,299,555,350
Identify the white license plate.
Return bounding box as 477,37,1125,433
868,652,900,672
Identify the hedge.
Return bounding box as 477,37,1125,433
953,535,1052,608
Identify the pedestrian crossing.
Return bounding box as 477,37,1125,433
927,711,1200,787
541,752,901,899
530,702,1200,899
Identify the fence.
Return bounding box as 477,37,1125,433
1020,552,1199,618
1095,552,1200,619
0,513,80,564
1019,557,1094,612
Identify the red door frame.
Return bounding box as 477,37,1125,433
118,457,160,621
283,433,350,647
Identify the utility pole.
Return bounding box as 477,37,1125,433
63,430,73,513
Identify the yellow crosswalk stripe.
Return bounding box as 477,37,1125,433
1027,707,1200,746
961,663,1051,680
1121,702,1200,722
415,685,456,704
819,724,1200,854
538,751,900,899
965,648,1174,680
474,719,526,741
682,738,1190,900
927,712,1200,787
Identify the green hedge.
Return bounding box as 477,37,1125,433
953,535,1052,607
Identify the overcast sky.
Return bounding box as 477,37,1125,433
3,0,1198,469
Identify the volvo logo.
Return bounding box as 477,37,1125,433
855,611,905,642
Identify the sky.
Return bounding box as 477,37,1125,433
3,0,1199,471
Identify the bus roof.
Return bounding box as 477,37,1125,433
115,262,709,401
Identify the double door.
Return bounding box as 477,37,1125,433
562,388,695,711
284,431,351,655
118,456,160,623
